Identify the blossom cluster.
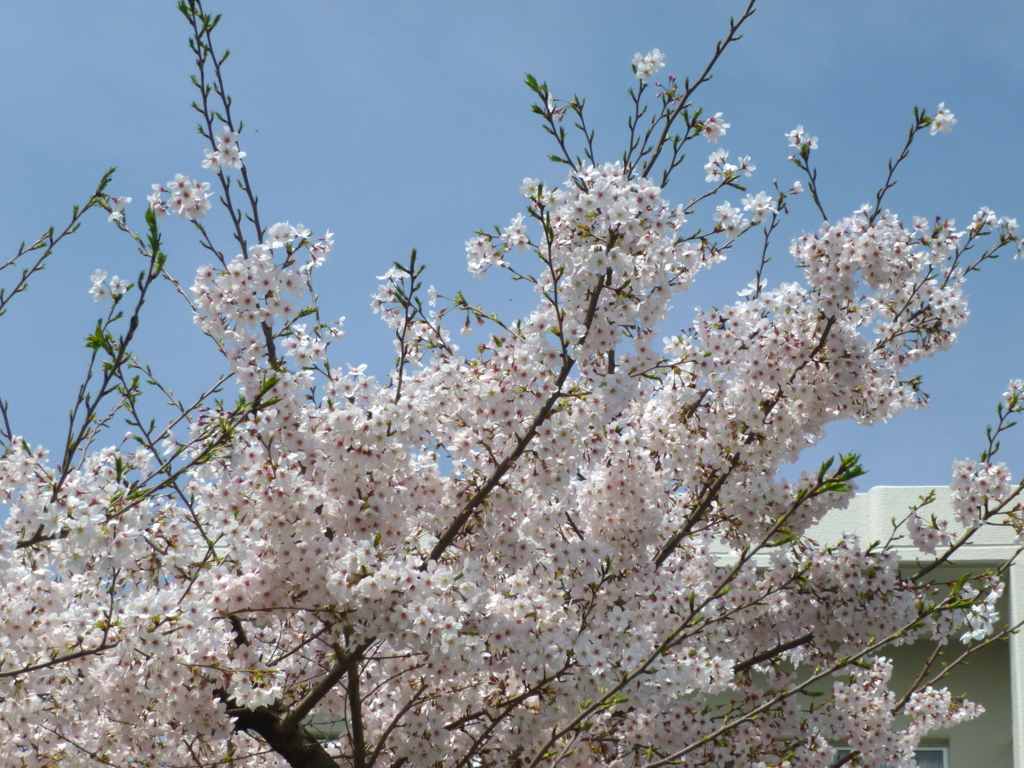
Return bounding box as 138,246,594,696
202,126,246,172
88,268,129,302
148,173,212,219
786,124,819,156
704,148,754,183
632,48,665,83
931,102,957,134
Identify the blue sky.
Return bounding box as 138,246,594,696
1,1,1022,489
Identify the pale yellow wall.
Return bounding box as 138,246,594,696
814,487,1020,768
887,636,1013,768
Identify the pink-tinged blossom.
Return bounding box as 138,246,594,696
88,282,109,302
742,190,777,223
1005,379,1024,407
931,102,956,134
154,174,212,219
704,148,737,183
519,177,542,198
501,212,530,252
107,195,131,222
146,183,168,217
906,510,954,554
108,275,129,298
546,94,565,123
701,112,730,143
969,206,998,235
267,221,297,249
465,234,503,276
306,229,334,268
713,201,746,233
202,125,246,171
88,269,109,302
950,458,1012,529
959,582,1003,643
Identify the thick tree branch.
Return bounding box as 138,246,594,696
282,642,370,733
230,704,341,768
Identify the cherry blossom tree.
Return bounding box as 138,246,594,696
2,2,1023,767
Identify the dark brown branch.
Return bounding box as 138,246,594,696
230,703,341,768
282,642,369,732
654,464,735,568
348,662,367,768
0,642,116,680
732,632,814,674
868,110,930,225
788,314,836,386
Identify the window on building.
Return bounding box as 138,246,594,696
835,746,947,768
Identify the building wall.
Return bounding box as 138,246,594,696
815,487,1020,768
887,626,1013,768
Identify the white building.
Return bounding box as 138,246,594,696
814,487,1020,768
